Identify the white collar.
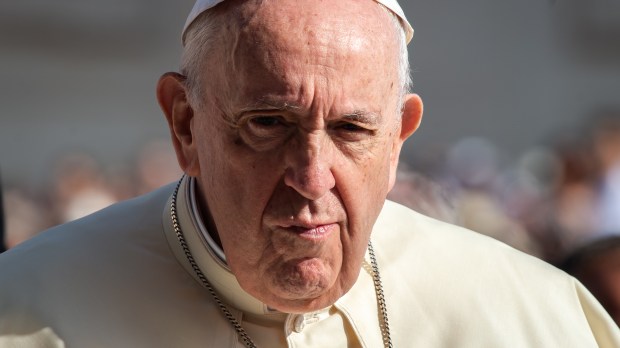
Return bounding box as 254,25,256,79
186,176,228,265
164,175,278,316
163,175,384,346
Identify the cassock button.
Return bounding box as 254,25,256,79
293,314,306,333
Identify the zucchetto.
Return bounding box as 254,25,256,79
182,0,413,45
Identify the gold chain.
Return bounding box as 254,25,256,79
170,176,392,347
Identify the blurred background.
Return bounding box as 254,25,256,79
1,0,620,267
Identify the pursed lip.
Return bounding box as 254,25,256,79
276,222,338,241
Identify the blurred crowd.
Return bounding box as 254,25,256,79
2,110,620,266
2,111,620,324
389,108,620,324
1,139,182,250
389,108,620,265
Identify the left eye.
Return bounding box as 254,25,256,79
337,123,365,132
250,116,283,127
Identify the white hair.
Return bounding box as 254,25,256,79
382,4,413,113
180,3,411,113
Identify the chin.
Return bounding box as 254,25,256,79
266,290,341,314
275,258,335,292
255,273,340,313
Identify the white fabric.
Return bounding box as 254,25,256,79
168,177,355,346
182,0,414,44
187,176,227,263
1,180,619,346
0,328,64,348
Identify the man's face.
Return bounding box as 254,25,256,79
177,0,417,313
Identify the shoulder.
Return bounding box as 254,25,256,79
0,182,177,277
374,200,620,347
0,183,177,331
1,182,175,259
374,200,569,292
375,199,552,273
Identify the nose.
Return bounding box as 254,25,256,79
283,134,336,201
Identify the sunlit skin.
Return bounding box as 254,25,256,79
158,0,423,313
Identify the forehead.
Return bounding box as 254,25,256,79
236,0,396,47
204,0,400,110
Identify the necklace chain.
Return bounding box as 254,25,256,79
367,238,393,348
170,176,392,348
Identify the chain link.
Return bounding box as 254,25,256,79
171,177,257,348
367,241,393,348
170,176,392,347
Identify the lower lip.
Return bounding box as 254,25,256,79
292,224,336,241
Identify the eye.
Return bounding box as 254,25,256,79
250,116,284,128
337,123,365,132
243,114,291,142
335,121,373,135
331,121,376,142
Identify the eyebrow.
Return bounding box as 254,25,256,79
342,110,381,125
238,98,302,113
239,99,381,124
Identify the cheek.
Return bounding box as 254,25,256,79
386,133,403,191
197,131,287,253
362,142,394,193
197,120,281,194
365,146,393,211
338,146,392,233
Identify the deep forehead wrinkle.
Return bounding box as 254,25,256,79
238,97,303,113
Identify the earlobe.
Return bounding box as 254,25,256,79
156,72,200,176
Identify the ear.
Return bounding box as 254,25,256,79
388,93,423,191
156,72,200,177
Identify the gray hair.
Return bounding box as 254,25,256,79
180,4,411,114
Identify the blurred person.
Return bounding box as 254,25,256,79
134,139,184,195
496,148,563,261
561,236,620,326
591,110,620,236
444,137,542,257
104,164,138,202
1,1,619,347
1,187,51,250
551,111,620,256
552,133,601,253
49,152,117,223
387,165,457,223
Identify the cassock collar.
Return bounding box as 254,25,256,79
163,175,281,317
162,175,386,346
186,176,227,265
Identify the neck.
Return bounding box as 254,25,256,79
192,177,224,248
168,175,281,317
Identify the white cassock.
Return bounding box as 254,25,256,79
1,175,619,347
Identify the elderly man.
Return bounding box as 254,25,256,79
1,0,619,347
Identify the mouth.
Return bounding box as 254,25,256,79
280,223,337,241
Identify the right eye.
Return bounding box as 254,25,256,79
244,115,291,142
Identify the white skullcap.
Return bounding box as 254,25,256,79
182,0,413,45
